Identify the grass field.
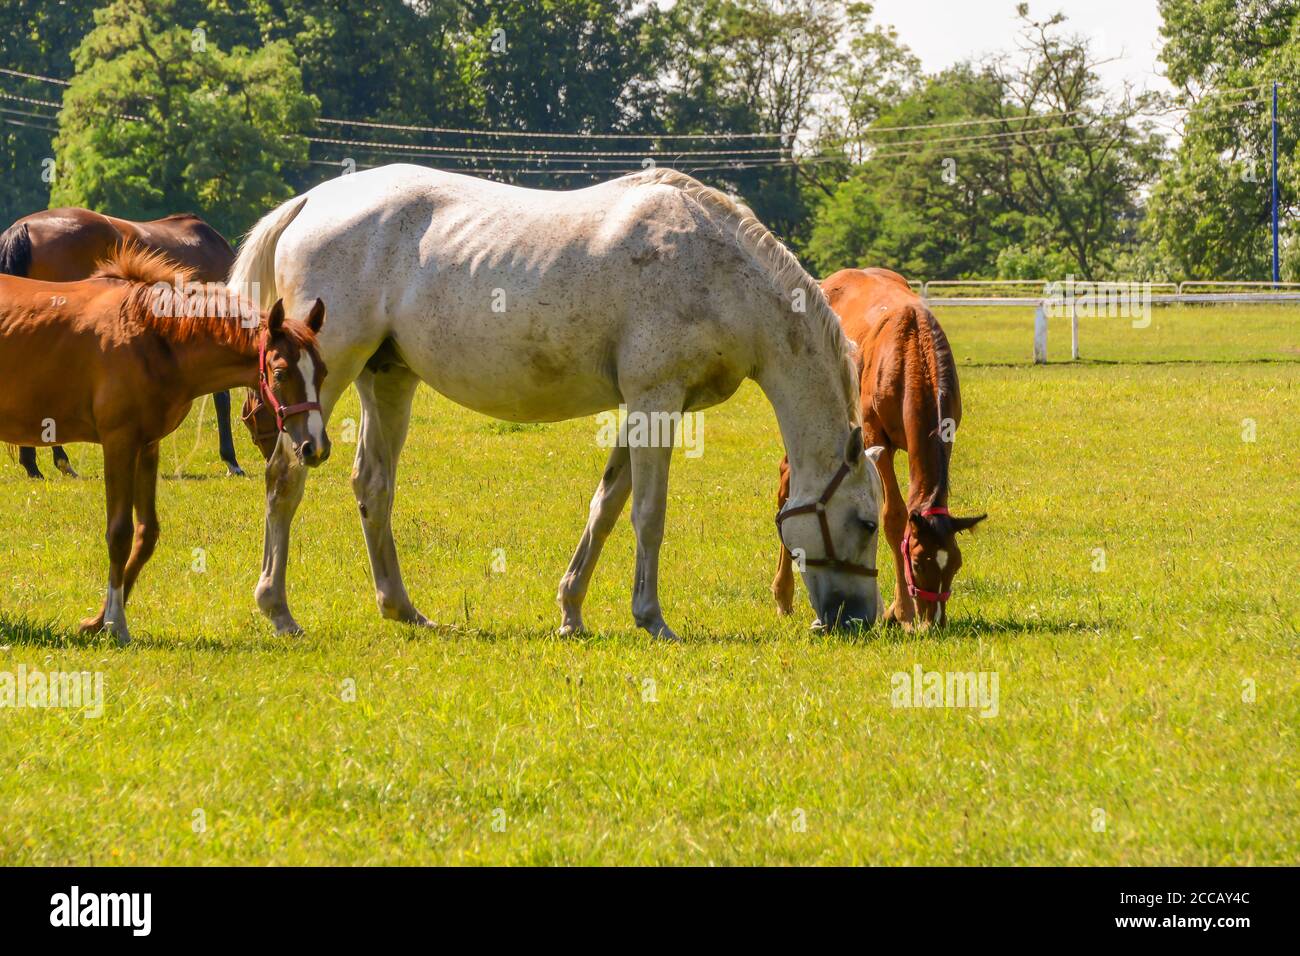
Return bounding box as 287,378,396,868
1,305,1297,865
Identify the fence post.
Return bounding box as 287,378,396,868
1034,300,1048,364
1070,298,1080,360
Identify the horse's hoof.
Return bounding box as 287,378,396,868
225,463,246,477
78,614,105,634
56,463,78,478
557,620,587,637
883,604,913,627
274,619,304,636
638,620,681,642
25,470,44,480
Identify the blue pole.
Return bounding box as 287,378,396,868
1273,81,1280,286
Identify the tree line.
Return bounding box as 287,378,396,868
1,0,1294,281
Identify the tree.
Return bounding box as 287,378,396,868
805,10,1163,280
0,0,101,226
804,66,1018,278
1146,0,1298,280
51,0,317,239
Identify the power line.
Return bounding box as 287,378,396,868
0,104,58,121
304,133,789,159
0,90,61,109
316,116,785,141
1,116,58,132
7,62,1273,144
0,66,70,86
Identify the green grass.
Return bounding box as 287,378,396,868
1,305,1297,865
941,301,1300,364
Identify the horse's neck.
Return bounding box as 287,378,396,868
905,431,948,511
902,356,948,512
171,336,257,400
756,336,854,501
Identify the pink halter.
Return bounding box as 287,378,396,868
256,333,320,432
902,506,951,603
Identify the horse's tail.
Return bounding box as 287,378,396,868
227,196,307,310
0,222,32,277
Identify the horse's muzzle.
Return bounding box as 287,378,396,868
812,593,876,632
296,438,331,468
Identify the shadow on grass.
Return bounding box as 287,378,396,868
1,607,1107,652
160,472,254,482
411,610,1108,648
0,611,84,648
0,610,325,654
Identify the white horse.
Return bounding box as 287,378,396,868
229,164,884,639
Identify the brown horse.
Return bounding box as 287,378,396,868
0,246,330,644
0,207,245,477
773,268,985,627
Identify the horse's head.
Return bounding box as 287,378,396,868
903,508,987,626
776,426,885,630
255,298,331,468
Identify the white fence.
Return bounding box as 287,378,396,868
912,279,1300,363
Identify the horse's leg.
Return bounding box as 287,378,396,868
878,446,914,625
254,435,310,635
17,446,42,479
81,438,137,645
625,391,682,641
770,455,796,615
121,441,161,602
351,365,429,626
557,438,632,635
52,445,77,477
213,390,245,476
253,342,366,635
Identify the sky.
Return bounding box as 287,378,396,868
868,0,1172,97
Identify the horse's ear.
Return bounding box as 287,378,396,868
305,298,325,334
267,298,285,334
844,425,864,466
951,513,988,533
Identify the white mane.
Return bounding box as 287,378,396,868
627,166,862,424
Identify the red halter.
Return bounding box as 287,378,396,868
253,332,321,433
902,506,951,603
775,463,878,579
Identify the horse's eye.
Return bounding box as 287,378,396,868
273,369,285,382
860,518,877,535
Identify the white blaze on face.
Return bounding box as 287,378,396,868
296,352,326,447
935,549,950,571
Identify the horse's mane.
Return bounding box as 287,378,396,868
899,302,959,512
626,167,862,423
92,244,304,352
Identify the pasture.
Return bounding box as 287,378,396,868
1,305,1296,865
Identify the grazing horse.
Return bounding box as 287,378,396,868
0,246,329,644
772,268,986,627
231,163,883,638
0,207,246,477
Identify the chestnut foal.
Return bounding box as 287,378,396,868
0,246,329,643
773,268,985,627
0,207,246,477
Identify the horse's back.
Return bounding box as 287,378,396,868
821,268,925,342
820,267,960,434
13,208,122,281
269,164,760,421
